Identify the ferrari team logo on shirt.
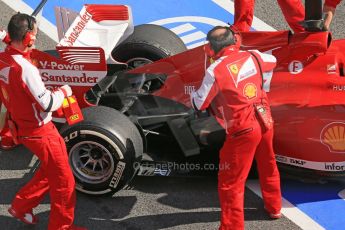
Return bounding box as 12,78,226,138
229,64,239,74
227,57,257,88
243,83,257,99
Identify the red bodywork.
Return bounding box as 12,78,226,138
128,31,345,174
31,30,345,175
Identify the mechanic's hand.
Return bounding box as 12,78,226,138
323,5,335,31
60,85,73,97
0,30,11,45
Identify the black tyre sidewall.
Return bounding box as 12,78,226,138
112,24,187,63
60,106,143,196
62,125,139,195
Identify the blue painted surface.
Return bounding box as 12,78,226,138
24,0,234,46
282,179,345,230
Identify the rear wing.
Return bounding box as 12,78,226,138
55,4,134,64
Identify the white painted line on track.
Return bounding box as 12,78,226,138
246,180,325,230
0,170,30,179
211,0,276,31
180,31,206,44
151,16,228,27
2,0,276,45
171,23,196,35
187,41,207,49
339,189,345,200
28,155,39,167
2,0,59,42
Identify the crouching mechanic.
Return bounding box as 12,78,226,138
0,13,86,230
191,26,282,229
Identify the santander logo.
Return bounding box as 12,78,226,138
62,10,92,46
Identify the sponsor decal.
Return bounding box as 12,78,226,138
332,85,345,91
289,159,306,166
184,85,195,95
40,71,101,86
63,131,79,143
109,161,126,189
69,114,79,121
62,9,93,46
288,61,303,74
227,57,257,88
324,162,345,171
243,83,257,99
154,168,171,176
39,61,85,71
1,86,9,102
275,155,288,163
229,64,238,74
276,154,345,172
37,90,47,99
227,62,242,87
327,64,337,74
263,71,273,92
320,122,345,153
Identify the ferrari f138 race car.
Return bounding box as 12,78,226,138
17,0,345,195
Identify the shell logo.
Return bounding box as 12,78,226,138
320,122,345,153
243,83,257,100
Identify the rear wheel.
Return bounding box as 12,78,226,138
112,24,187,68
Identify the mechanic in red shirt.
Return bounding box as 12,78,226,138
234,0,305,32
0,13,86,230
323,0,342,30
0,29,17,150
191,26,282,229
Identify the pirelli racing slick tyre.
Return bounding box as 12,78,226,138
112,24,187,68
60,106,143,196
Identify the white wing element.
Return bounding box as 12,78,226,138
56,5,134,64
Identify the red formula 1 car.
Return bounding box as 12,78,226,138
10,0,345,195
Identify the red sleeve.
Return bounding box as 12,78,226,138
191,66,219,111
325,0,342,8
13,56,65,112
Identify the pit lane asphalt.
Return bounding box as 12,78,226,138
1,0,344,229
0,147,300,230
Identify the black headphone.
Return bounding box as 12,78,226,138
22,14,35,47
